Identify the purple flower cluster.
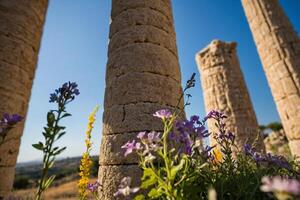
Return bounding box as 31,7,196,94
121,131,161,158
87,181,101,193
0,113,22,136
261,176,300,196
49,81,79,104
244,144,291,170
121,140,142,157
204,110,227,121
114,177,139,198
172,115,209,155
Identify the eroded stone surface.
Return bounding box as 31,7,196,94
0,0,48,196
106,43,180,83
108,25,177,57
196,40,265,151
104,72,182,108
264,129,292,159
109,7,173,38
99,132,139,165
102,103,181,135
98,165,142,200
242,0,300,157
0,166,15,197
111,0,172,21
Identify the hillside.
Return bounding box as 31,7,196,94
13,156,99,190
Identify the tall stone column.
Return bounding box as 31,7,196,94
98,0,184,199
242,0,300,157
0,0,48,197
196,40,265,151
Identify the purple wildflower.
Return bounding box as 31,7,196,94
87,181,101,193
49,81,80,104
114,177,139,197
147,131,161,143
172,115,209,155
204,110,227,121
137,131,146,140
260,176,300,196
0,113,23,137
244,144,291,170
121,140,142,156
153,109,172,119
201,145,215,160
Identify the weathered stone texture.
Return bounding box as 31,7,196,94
264,129,292,159
0,0,48,196
196,40,265,151
98,165,142,200
99,0,183,199
242,0,300,157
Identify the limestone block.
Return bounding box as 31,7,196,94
104,72,181,108
0,138,21,166
99,132,139,165
108,25,177,57
106,43,180,83
98,165,142,200
102,103,177,135
0,166,15,197
109,7,173,38
111,0,172,22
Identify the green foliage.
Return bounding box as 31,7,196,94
32,82,79,200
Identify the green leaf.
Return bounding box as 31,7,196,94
170,158,185,181
42,131,52,138
53,146,66,156
133,194,145,200
140,168,158,189
56,131,66,140
32,142,44,151
44,175,55,190
61,113,71,118
47,112,55,126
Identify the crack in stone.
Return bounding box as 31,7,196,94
110,23,171,41
109,39,178,60
105,101,182,111
108,42,178,65
0,30,38,52
106,70,181,87
111,5,172,22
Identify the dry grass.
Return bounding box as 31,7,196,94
12,178,97,200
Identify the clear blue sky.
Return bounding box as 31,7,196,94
17,0,300,162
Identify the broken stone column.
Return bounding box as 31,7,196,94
196,40,265,151
242,0,300,157
98,0,184,199
0,0,48,197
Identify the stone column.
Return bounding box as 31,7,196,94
196,40,265,151
242,0,300,157
98,0,183,199
0,0,48,197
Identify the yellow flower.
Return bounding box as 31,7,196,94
78,105,99,200
212,147,223,164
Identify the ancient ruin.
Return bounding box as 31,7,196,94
196,40,265,151
242,0,300,157
0,0,48,196
98,0,184,198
